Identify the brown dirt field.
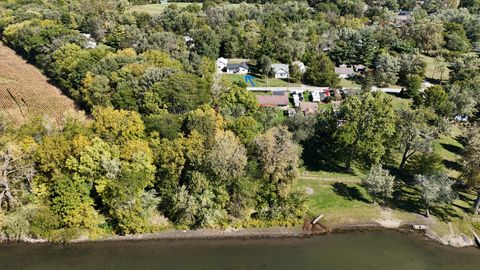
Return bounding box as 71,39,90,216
0,42,76,126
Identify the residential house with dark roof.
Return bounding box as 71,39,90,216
226,62,249,74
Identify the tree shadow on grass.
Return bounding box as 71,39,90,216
452,201,471,213
332,182,370,203
301,147,351,174
443,160,462,172
440,142,463,155
430,205,462,222
392,187,422,214
457,192,475,205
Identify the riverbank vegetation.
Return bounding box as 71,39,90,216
0,0,480,242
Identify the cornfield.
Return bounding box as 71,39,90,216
0,43,76,126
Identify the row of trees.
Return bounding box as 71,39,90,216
2,1,478,80
0,106,305,240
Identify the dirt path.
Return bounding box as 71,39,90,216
0,42,76,126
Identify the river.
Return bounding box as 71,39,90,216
0,230,479,269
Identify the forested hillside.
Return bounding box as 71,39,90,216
0,0,479,241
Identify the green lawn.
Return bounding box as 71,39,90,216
296,176,380,224
432,126,464,178
129,3,202,15
297,169,479,235
129,2,256,15
388,94,412,110
421,54,450,81
221,74,301,87
338,78,360,88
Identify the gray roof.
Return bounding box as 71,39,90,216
226,62,249,69
271,63,289,73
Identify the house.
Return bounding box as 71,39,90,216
292,61,306,73
256,95,289,107
226,62,249,74
353,64,366,72
216,57,228,72
299,102,318,115
335,65,355,79
271,63,289,79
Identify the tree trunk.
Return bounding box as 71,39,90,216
0,180,14,210
345,157,353,173
473,190,480,215
399,152,408,171
398,143,411,171
425,207,430,218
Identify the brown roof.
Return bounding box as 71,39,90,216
257,95,289,107
299,102,318,115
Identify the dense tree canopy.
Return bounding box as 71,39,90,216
1,0,480,241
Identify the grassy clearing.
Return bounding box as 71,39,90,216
388,94,412,110
129,2,256,15
433,126,464,178
338,78,360,88
296,115,479,237
221,74,301,87
296,177,378,222
297,171,479,236
0,43,76,126
129,3,202,15
421,54,450,81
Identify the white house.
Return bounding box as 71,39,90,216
292,61,306,73
216,57,228,72
271,63,289,79
226,62,249,74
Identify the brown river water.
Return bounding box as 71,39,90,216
0,230,479,270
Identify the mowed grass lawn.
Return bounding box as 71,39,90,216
221,74,301,87
129,3,202,15
338,78,360,88
296,176,383,226
297,121,470,223
421,54,450,81
129,3,257,15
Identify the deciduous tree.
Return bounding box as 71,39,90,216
362,164,395,205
